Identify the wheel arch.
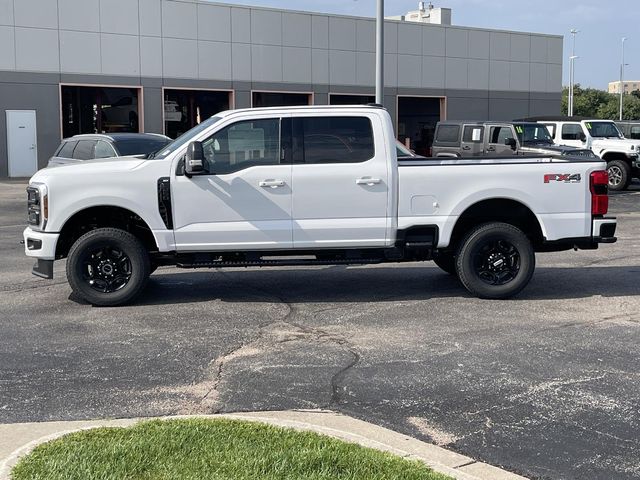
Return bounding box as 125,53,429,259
447,198,545,252
55,205,159,259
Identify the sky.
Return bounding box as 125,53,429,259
227,0,640,90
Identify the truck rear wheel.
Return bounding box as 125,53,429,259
455,222,535,299
607,159,631,191
67,228,150,306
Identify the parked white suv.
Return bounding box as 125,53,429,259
532,117,640,190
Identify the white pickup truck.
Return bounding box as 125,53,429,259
534,117,640,191
24,106,617,306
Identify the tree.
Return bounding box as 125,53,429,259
561,84,640,120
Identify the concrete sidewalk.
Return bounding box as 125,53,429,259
0,409,527,480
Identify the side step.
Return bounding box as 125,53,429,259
176,257,384,269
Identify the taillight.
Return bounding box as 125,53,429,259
590,170,608,216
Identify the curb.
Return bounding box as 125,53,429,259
0,410,527,480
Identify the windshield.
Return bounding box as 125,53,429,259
154,116,222,159
514,124,553,145
585,121,623,138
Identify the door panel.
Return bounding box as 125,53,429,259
461,125,484,156
6,110,37,177
485,125,515,155
291,115,389,248
172,117,293,251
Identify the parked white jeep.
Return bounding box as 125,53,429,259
536,118,640,191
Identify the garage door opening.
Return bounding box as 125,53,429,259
252,92,312,108
397,96,445,157
61,85,141,138
164,89,231,139
329,94,376,105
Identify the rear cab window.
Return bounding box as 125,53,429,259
295,116,374,164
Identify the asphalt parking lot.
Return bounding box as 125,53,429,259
1,179,639,480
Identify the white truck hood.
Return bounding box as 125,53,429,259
30,156,148,184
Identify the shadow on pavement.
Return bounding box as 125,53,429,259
124,265,640,307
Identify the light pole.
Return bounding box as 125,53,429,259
620,37,627,121
375,0,384,105
568,29,579,117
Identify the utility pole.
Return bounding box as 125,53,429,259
568,29,579,116
375,0,384,105
620,37,627,121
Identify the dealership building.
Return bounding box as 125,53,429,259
0,0,563,177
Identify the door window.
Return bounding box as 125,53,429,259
630,126,640,139
298,116,374,164
462,126,483,143
543,123,556,137
94,140,117,158
72,140,97,160
489,126,515,144
201,118,281,174
561,123,583,140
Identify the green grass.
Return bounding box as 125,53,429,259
11,418,453,480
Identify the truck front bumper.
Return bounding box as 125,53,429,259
23,227,59,279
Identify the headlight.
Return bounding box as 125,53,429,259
27,183,48,230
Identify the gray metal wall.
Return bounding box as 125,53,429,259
0,0,563,176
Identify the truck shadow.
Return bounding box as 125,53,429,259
131,265,640,306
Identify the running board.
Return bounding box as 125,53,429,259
176,257,384,269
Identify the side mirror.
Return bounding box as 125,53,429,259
579,133,587,142
504,137,517,150
185,141,205,176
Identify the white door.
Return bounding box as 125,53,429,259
172,117,293,251
291,115,390,248
6,110,38,177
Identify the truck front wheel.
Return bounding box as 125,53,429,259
455,223,535,299
607,159,631,191
67,228,151,306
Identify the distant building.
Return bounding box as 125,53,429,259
0,0,563,177
608,81,640,94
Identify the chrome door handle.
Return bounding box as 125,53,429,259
259,179,285,188
355,177,382,186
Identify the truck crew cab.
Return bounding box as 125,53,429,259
24,106,617,306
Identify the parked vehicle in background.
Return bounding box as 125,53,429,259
48,133,172,167
24,105,616,306
527,117,640,191
616,121,640,140
431,121,595,159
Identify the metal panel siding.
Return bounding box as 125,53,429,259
197,3,231,42
101,34,140,76
15,28,59,72
0,25,15,70
59,0,99,32
60,31,101,74
101,0,140,35
283,13,311,48
0,0,13,26
14,0,58,29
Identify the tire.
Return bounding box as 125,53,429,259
67,228,150,306
455,222,535,299
433,252,457,275
607,159,632,191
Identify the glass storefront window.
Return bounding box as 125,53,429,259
163,89,231,139
252,92,311,108
61,86,140,138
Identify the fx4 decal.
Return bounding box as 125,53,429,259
544,173,582,184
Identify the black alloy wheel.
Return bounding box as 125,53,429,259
67,228,150,306
456,222,535,299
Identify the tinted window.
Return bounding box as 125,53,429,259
585,121,622,138
114,138,171,156
95,141,117,159
72,140,96,160
57,141,77,158
435,125,460,143
462,126,483,143
489,126,515,144
630,126,640,139
301,117,374,164
201,118,281,174
561,123,583,140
